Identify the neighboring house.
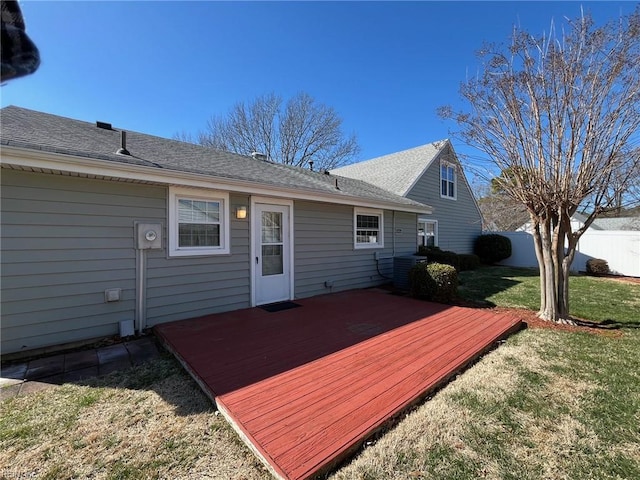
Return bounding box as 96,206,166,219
0,106,432,355
517,212,640,233
332,140,483,253
585,216,640,231
504,212,640,277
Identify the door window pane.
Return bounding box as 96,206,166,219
262,212,282,243
262,244,283,276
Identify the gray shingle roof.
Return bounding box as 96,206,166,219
593,217,640,231
331,140,448,196
0,106,430,212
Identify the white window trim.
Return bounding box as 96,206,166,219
418,218,438,248
440,161,457,200
354,207,384,249
168,186,230,257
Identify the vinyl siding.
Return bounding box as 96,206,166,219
145,193,250,325
1,168,420,355
294,201,417,298
1,170,150,354
407,149,482,253
1,170,250,354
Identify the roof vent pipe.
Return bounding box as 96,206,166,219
116,130,131,156
309,160,314,171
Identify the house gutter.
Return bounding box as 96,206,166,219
1,145,433,215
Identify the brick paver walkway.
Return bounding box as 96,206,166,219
0,336,160,400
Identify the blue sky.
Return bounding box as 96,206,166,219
2,1,635,166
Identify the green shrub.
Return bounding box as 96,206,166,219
474,234,512,264
409,262,458,303
458,254,480,271
586,258,610,276
409,262,437,300
428,263,459,302
416,246,460,271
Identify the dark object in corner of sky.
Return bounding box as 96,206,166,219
1,0,40,82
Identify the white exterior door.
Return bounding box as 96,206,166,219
253,202,292,305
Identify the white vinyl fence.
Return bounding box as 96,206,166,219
495,230,640,278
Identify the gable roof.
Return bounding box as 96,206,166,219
0,106,431,214
520,213,640,232
570,212,640,231
592,216,640,231
331,140,448,196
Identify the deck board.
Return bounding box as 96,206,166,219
155,289,522,480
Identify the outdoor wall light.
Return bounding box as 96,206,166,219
236,206,248,219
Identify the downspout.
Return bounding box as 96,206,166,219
375,210,396,281
392,210,396,257
135,249,146,334
134,222,161,335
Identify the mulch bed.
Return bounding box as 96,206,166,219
494,307,624,338
601,274,640,285
449,295,626,338
450,273,639,338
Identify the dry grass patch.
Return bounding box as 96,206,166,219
331,329,554,480
330,328,640,480
0,356,268,480
524,416,599,479
3,299,639,480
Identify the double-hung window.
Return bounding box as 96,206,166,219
417,219,438,248
441,162,456,199
354,208,384,249
169,187,230,256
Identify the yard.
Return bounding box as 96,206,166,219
1,267,639,479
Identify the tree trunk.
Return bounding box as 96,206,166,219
538,217,560,322
559,235,579,323
531,212,578,325
531,220,547,315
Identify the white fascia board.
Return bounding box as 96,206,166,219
1,145,433,215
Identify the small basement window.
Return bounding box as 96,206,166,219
354,208,384,249
169,187,230,256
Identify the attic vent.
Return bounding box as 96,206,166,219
116,130,131,156
96,121,112,130
251,152,268,161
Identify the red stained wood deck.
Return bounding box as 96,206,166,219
154,289,523,480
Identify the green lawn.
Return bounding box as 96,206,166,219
458,266,640,324
333,327,640,480
333,267,640,479
2,268,639,479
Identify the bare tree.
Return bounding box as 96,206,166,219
582,153,640,215
478,197,528,231
440,9,640,323
194,92,360,170
172,130,197,144
469,172,529,231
